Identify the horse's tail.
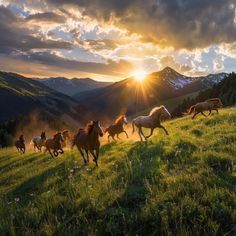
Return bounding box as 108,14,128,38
183,105,195,115
132,119,135,133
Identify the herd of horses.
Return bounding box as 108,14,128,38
14,98,223,167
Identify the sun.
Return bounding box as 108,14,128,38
131,69,147,82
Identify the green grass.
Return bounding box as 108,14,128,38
0,108,235,235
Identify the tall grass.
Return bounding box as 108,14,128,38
0,108,235,235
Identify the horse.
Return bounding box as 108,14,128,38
32,131,46,151
132,105,171,141
45,132,64,158
15,134,26,154
72,120,104,167
185,98,223,119
61,130,70,148
105,114,128,142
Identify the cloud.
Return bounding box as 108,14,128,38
218,42,236,58
213,56,225,71
46,0,236,49
26,12,66,24
159,56,192,74
0,6,72,52
0,51,134,77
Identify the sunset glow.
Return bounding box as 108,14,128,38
131,69,147,82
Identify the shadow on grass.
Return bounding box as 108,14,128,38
6,162,66,206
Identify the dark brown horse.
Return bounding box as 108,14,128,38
15,134,25,154
105,114,128,142
45,132,64,158
72,120,104,167
186,98,223,119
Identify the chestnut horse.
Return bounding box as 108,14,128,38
186,98,223,119
72,120,104,167
105,114,128,142
132,105,171,141
45,132,64,158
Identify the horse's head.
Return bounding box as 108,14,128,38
161,106,171,119
62,130,70,139
123,115,128,125
41,131,46,140
54,132,64,142
92,120,104,137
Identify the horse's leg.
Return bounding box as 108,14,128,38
138,128,143,141
201,111,207,117
78,147,87,164
215,108,219,114
122,130,129,138
108,135,111,142
53,150,59,157
58,148,64,154
140,127,147,140
116,134,121,139
192,112,199,119
89,150,98,167
158,125,168,135
112,135,116,141
48,148,54,158
207,109,211,116
85,150,89,163
145,128,154,139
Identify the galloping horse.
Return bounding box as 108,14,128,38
105,114,128,142
45,132,64,158
32,131,46,151
15,134,26,154
186,98,223,119
72,120,104,167
132,105,171,141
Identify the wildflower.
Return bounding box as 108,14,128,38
14,198,20,202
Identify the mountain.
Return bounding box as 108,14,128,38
34,77,112,96
0,71,88,123
73,67,227,118
172,72,236,117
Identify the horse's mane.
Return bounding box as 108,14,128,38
205,98,221,102
115,115,124,124
84,122,94,135
149,106,163,116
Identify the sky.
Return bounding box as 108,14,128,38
0,0,236,81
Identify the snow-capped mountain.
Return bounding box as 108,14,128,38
73,67,228,118
151,67,227,90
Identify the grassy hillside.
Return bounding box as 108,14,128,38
0,108,235,235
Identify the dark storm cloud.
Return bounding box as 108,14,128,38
26,12,66,24
47,0,236,49
8,51,134,76
0,6,71,53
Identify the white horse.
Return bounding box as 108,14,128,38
31,132,47,151
132,105,171,141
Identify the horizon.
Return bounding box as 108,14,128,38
0,1,236,81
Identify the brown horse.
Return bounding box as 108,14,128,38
132,105,171,141
45,132,64,158
61,130,70,148
72,120,104,167
105,114,128,142
186,98,223,119
15,134,25,154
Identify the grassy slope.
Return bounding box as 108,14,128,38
0,108,235,235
